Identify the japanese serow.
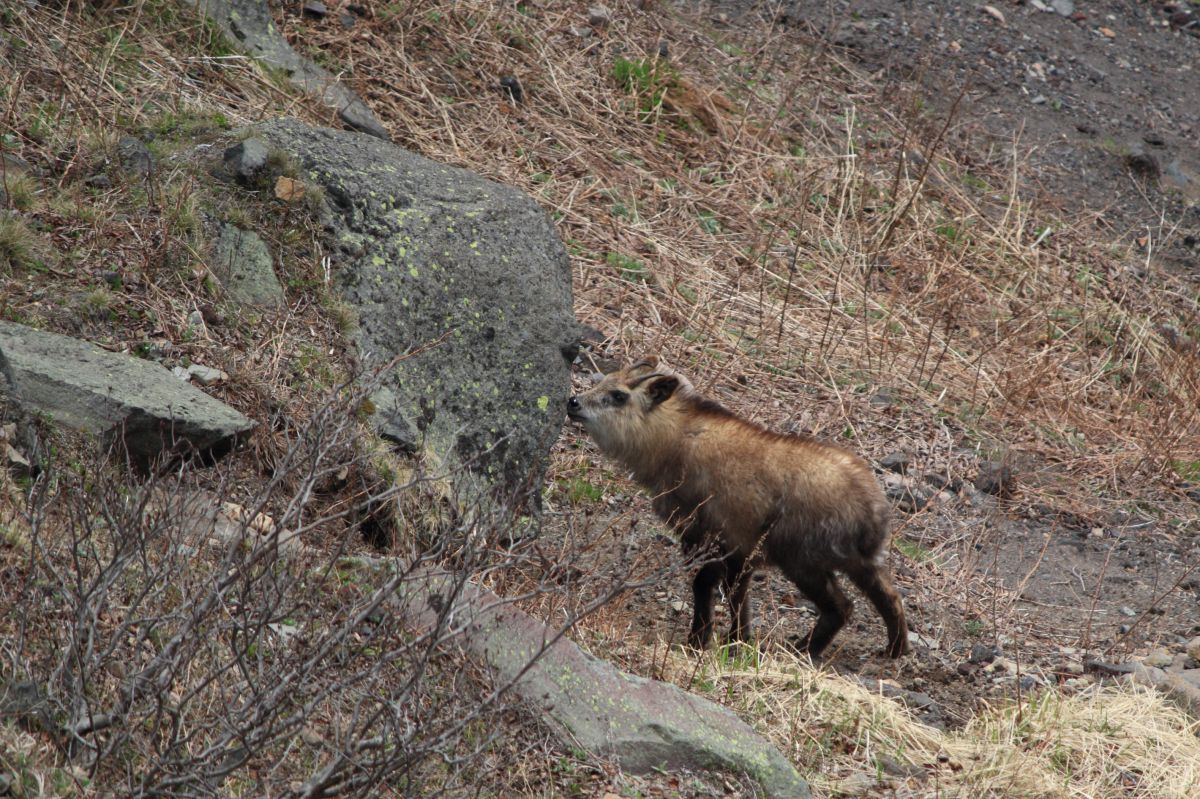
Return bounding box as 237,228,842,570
567,358,909,658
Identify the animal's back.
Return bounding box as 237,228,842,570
678,413,890,564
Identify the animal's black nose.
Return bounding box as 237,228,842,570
567,396,580,411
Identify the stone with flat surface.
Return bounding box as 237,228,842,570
0,321,253,467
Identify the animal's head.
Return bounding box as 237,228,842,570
567,357,690,455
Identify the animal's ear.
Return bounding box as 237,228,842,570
646,375,679,406
628,355,659,372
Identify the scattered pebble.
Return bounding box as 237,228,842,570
1051,0,1075,17
969,643,998,664
187,364,228,386
973,462,1014,498
301,1,327,19
588,5,612,29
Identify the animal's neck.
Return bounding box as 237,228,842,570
610,417,685,493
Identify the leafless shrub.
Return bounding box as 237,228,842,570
0,380,646,798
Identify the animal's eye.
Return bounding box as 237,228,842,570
608,390,628,406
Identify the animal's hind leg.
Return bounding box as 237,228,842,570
722,554,753,645
784,569,852,658
688,560,725,649
845,564,910,658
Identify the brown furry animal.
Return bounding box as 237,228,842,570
567,357,909,658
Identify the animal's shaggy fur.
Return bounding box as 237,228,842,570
568,357,909,658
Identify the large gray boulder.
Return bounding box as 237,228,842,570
395,568,812,799
190,0,388,140
255,119,580,508
0,321,254,467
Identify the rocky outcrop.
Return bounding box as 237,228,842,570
255,118,580,508
190,0,388,140
395,567,812,799
0,321,254,468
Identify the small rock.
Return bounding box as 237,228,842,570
499,75,524,104
922,471,962,492
1143,648,1173,668
274,175,305,202
84,173,112,189
1125,144,1161,179
172,366,191,382
879,451,911,473
670,600,687,613
886,482,932,513
1031,94,1048,105
223,137,270,185
988,657,1018,674
1142,133,1166,147
876,755,924,779
338,12,356,28
1162,160,1199,199
187,309,206,329
973,461,1014,498
212,224,285,308
4,443,30,472
117,135,153,177
969,643,998,664
301,0,327,18
869,387,897,408
1120,606,1137,618
1056,661,1085,676
1185,636,1200,662
0,152,32,176
268,621,302,641
981,5,1005,24
1086,659,1137,676
1098,26,1116,39
587,5,612,28
908,632,939,650
186,364,228,386
1051,0,1074,16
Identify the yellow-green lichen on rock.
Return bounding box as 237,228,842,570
255,118,582,511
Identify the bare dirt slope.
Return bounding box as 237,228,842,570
760,0,1200,271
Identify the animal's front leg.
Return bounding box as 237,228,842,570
688,560,725,649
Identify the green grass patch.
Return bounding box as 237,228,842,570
606,251,649,283
894,537,936,563
612,56,675,118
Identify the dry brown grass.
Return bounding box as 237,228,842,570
1,1,1199,797
289,0,1198,517
656,645,1200,799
